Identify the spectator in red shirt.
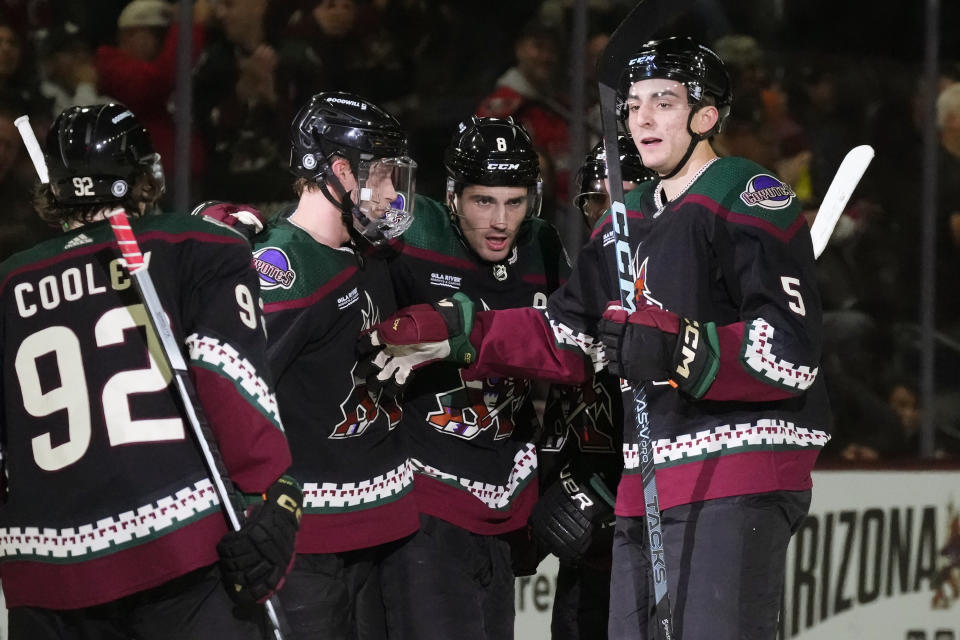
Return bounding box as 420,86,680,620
95,0,208,191
477,19,570,208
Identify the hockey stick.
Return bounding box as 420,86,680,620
16,116,289,640
598,2,694,638
809,145,874,258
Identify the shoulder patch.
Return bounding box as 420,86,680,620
739,174,796,210
253,246,297,290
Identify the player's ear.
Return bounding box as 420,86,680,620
330,157,354,187
692,105,719,136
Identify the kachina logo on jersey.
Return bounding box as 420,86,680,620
253,247,296,290
739,174,796,210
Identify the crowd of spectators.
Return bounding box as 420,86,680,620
1,0,958,462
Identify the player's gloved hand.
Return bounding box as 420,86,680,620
356,292,476,401
191,200,267,242
597,300,720,399
529,464,617,566
217,476,302,607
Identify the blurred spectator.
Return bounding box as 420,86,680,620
935,82,960,338
0,102,57,259
0,17,49,123
193,0,321,205
37,21,113,118
477,18,572,205
95,0,208,197
285,0,410,107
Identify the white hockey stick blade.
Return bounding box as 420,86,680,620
14,115,49,184
810,144,874,259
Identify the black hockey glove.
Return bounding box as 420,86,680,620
191,200,267,242
597,300,720,399
529,464,617,566
217,476,302,607
356,292,477,401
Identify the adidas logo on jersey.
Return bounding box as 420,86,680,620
64,233,93,249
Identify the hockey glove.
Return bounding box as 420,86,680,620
356,292,477,401
217,476,302,607
191,200,267,242
597,300,720,399
529,464,617,566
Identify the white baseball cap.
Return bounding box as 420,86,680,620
117,0,173,29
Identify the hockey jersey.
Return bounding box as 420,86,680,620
0,214,290,609
461,157,833,516
387,195,569,535
253,217,418,554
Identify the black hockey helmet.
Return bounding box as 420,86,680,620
620,36,733,134
45,103,164,206
576,135,651,196
575,135,654,226
290,92,408,181
289,92,416,242
444,116,542,218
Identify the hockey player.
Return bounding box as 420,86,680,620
360,37,831,640
0,104,299,639
529,134,655,640
369,116,570,640
249,92,417,639
574,134,655,228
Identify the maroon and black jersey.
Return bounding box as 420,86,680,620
461,157,833,516
253,217,418,554
0,213,290,609
387,195,570,535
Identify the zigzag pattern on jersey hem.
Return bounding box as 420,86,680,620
739,318,818,392
410,443,537,510
547,314,605,371
0,479,220,562
621,419,829,471
300,460,415,513
186,333,283,429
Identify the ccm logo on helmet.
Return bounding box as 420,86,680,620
486,162,520,170
628,54,656,66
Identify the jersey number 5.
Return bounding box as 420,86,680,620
780,276,806,316
15,304,185,472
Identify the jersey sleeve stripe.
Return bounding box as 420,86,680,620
684,193,809,243
263,265,357,312
186,333,284,430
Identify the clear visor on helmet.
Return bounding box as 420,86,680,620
142,153,166,196
574,179,610,226
354,156,417,242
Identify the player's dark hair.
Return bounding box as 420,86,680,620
33,171,163,228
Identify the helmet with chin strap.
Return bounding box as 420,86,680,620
575,135,654,225
619,36,733,178
45,103,164,206
289,92,416,243
444,116,542,218
443,116,543,262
